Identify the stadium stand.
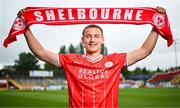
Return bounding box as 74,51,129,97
0,79,8,90
171,75,180,86
11,78,67,90
8,79,23,90
147,69,180,87
0,70,67,91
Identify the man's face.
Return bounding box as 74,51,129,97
82,27,104,54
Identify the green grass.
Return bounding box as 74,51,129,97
0,88,180,108
119,88,180,108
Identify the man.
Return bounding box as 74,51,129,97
20,6,166,107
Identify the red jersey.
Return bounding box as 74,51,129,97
59,53,126,108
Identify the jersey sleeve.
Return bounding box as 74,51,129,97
59,54,78,68
116,53,127,67
59,54,68,68
59,54,66,67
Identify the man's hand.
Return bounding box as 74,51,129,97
156,6,166,13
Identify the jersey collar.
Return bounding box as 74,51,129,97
83,54,103,63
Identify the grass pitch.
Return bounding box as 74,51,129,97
0,88,180,108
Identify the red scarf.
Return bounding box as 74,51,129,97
3,7,173,47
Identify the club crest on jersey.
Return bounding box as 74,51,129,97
152,13,165,29
105,61,113,68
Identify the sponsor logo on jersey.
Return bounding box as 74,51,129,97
78,68,108,80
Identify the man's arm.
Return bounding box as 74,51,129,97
24,29,59,66
127,6,166,66
127,28,158,66
18,10,59,66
